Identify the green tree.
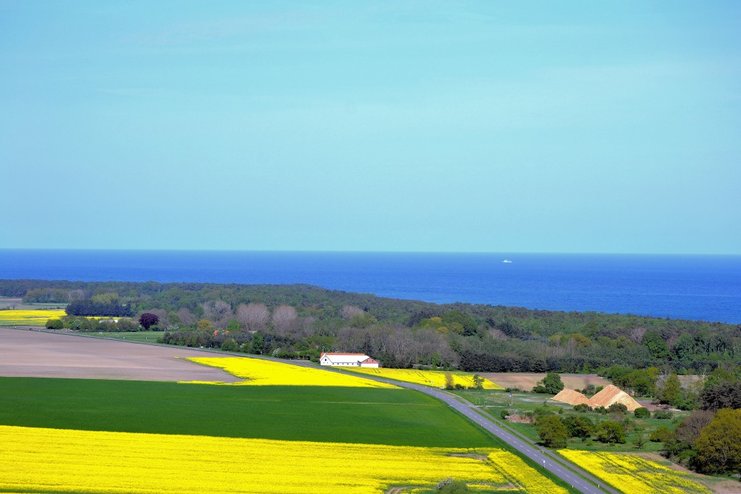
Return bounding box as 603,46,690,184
536,415,569,448
250,332,265,354
693,408,741,475
642,330,669,359
441,310,479,336
595,421,626,443
563,415,594,440
533,373,564,394
634,407,650,418
658,373,682,406
472,374,484,390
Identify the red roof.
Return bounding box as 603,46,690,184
320,352,369,357
360,358,379,364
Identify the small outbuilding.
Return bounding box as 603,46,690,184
319,352,380,368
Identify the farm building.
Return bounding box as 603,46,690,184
588,384,642,411
319,352,380,368
552,388,590,406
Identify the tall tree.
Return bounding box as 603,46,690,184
693,409,741,475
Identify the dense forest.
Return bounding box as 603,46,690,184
1,279,738,375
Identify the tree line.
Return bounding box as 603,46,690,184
1,279,738,374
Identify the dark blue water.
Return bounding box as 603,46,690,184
1,250,740,323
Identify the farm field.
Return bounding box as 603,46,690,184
0,377,495,447
0,308,66,326
558,450,711,494
88,330,165,342
0,327,240,382
0,297,65,311
189,356,397,388
0,424,569,494
483,372,611,391
346,367,503,390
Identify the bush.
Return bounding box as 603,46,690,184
633,434,647,449
634,407,650,418
653,410,673,420
649,426,672,443
594,421,626,443
221,338,238,352
500,409,510,420
45,318,63,329
608,403,628,414
437,479,470,493
573,403,591,413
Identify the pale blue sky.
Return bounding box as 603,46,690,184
1,1,740,253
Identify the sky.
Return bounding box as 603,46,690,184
1,1,740,254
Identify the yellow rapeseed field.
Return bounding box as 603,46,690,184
0,309,66,326
558,450,710,494
346,367,502,390
187,356,398,388
0,425,567,494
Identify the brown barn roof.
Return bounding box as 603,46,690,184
552,389,590,406
588,384,642,411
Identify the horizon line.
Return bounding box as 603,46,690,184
1,247,740,257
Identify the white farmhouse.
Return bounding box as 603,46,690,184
319,352,380,368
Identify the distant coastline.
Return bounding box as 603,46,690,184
1,249,740,324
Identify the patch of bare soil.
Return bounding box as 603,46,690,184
0,328,240,382
446,452,489,461
484,372,611,391
506,414,534,424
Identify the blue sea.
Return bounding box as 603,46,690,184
1,250,740,324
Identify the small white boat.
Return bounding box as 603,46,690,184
502,259,513,264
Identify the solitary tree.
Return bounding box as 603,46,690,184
139,312,159,330
534,373,564,394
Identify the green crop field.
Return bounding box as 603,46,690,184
0,377,496,448
86,331,165,343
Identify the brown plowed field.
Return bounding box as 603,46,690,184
484,372,610,391
0,328,239,382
